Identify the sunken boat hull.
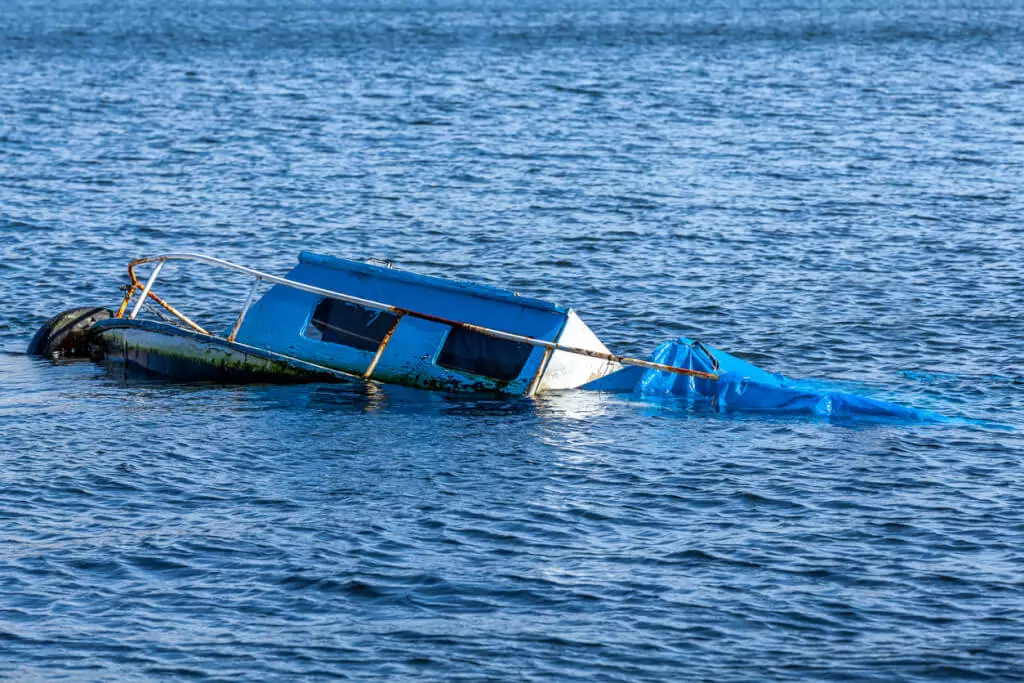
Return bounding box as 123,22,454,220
28,252,937,421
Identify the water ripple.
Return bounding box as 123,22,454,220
2,0,1024,680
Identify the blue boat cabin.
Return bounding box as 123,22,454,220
232,252,617,395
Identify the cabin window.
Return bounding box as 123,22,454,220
436,327,533,382
304,299,397,352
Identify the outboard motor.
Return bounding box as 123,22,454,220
27,307,113,359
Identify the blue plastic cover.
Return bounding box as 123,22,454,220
582,337,941,422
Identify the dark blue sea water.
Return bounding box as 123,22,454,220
2,1,1023,679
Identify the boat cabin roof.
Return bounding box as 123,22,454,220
296,251,567,315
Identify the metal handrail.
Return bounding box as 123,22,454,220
115,253,720,382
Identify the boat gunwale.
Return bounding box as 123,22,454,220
298,251,567,314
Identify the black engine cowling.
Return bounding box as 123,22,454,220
27,307,113,359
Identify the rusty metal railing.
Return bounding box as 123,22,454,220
115,253,720,385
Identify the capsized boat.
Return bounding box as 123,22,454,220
28,252,939,421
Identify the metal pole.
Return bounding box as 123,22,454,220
362,314,403,380
115,285,136,319
129,259,165,319
227,277,261,343
454,322,719,381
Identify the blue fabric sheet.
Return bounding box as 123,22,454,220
582,338,941,422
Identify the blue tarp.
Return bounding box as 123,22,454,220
582,337,941,422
